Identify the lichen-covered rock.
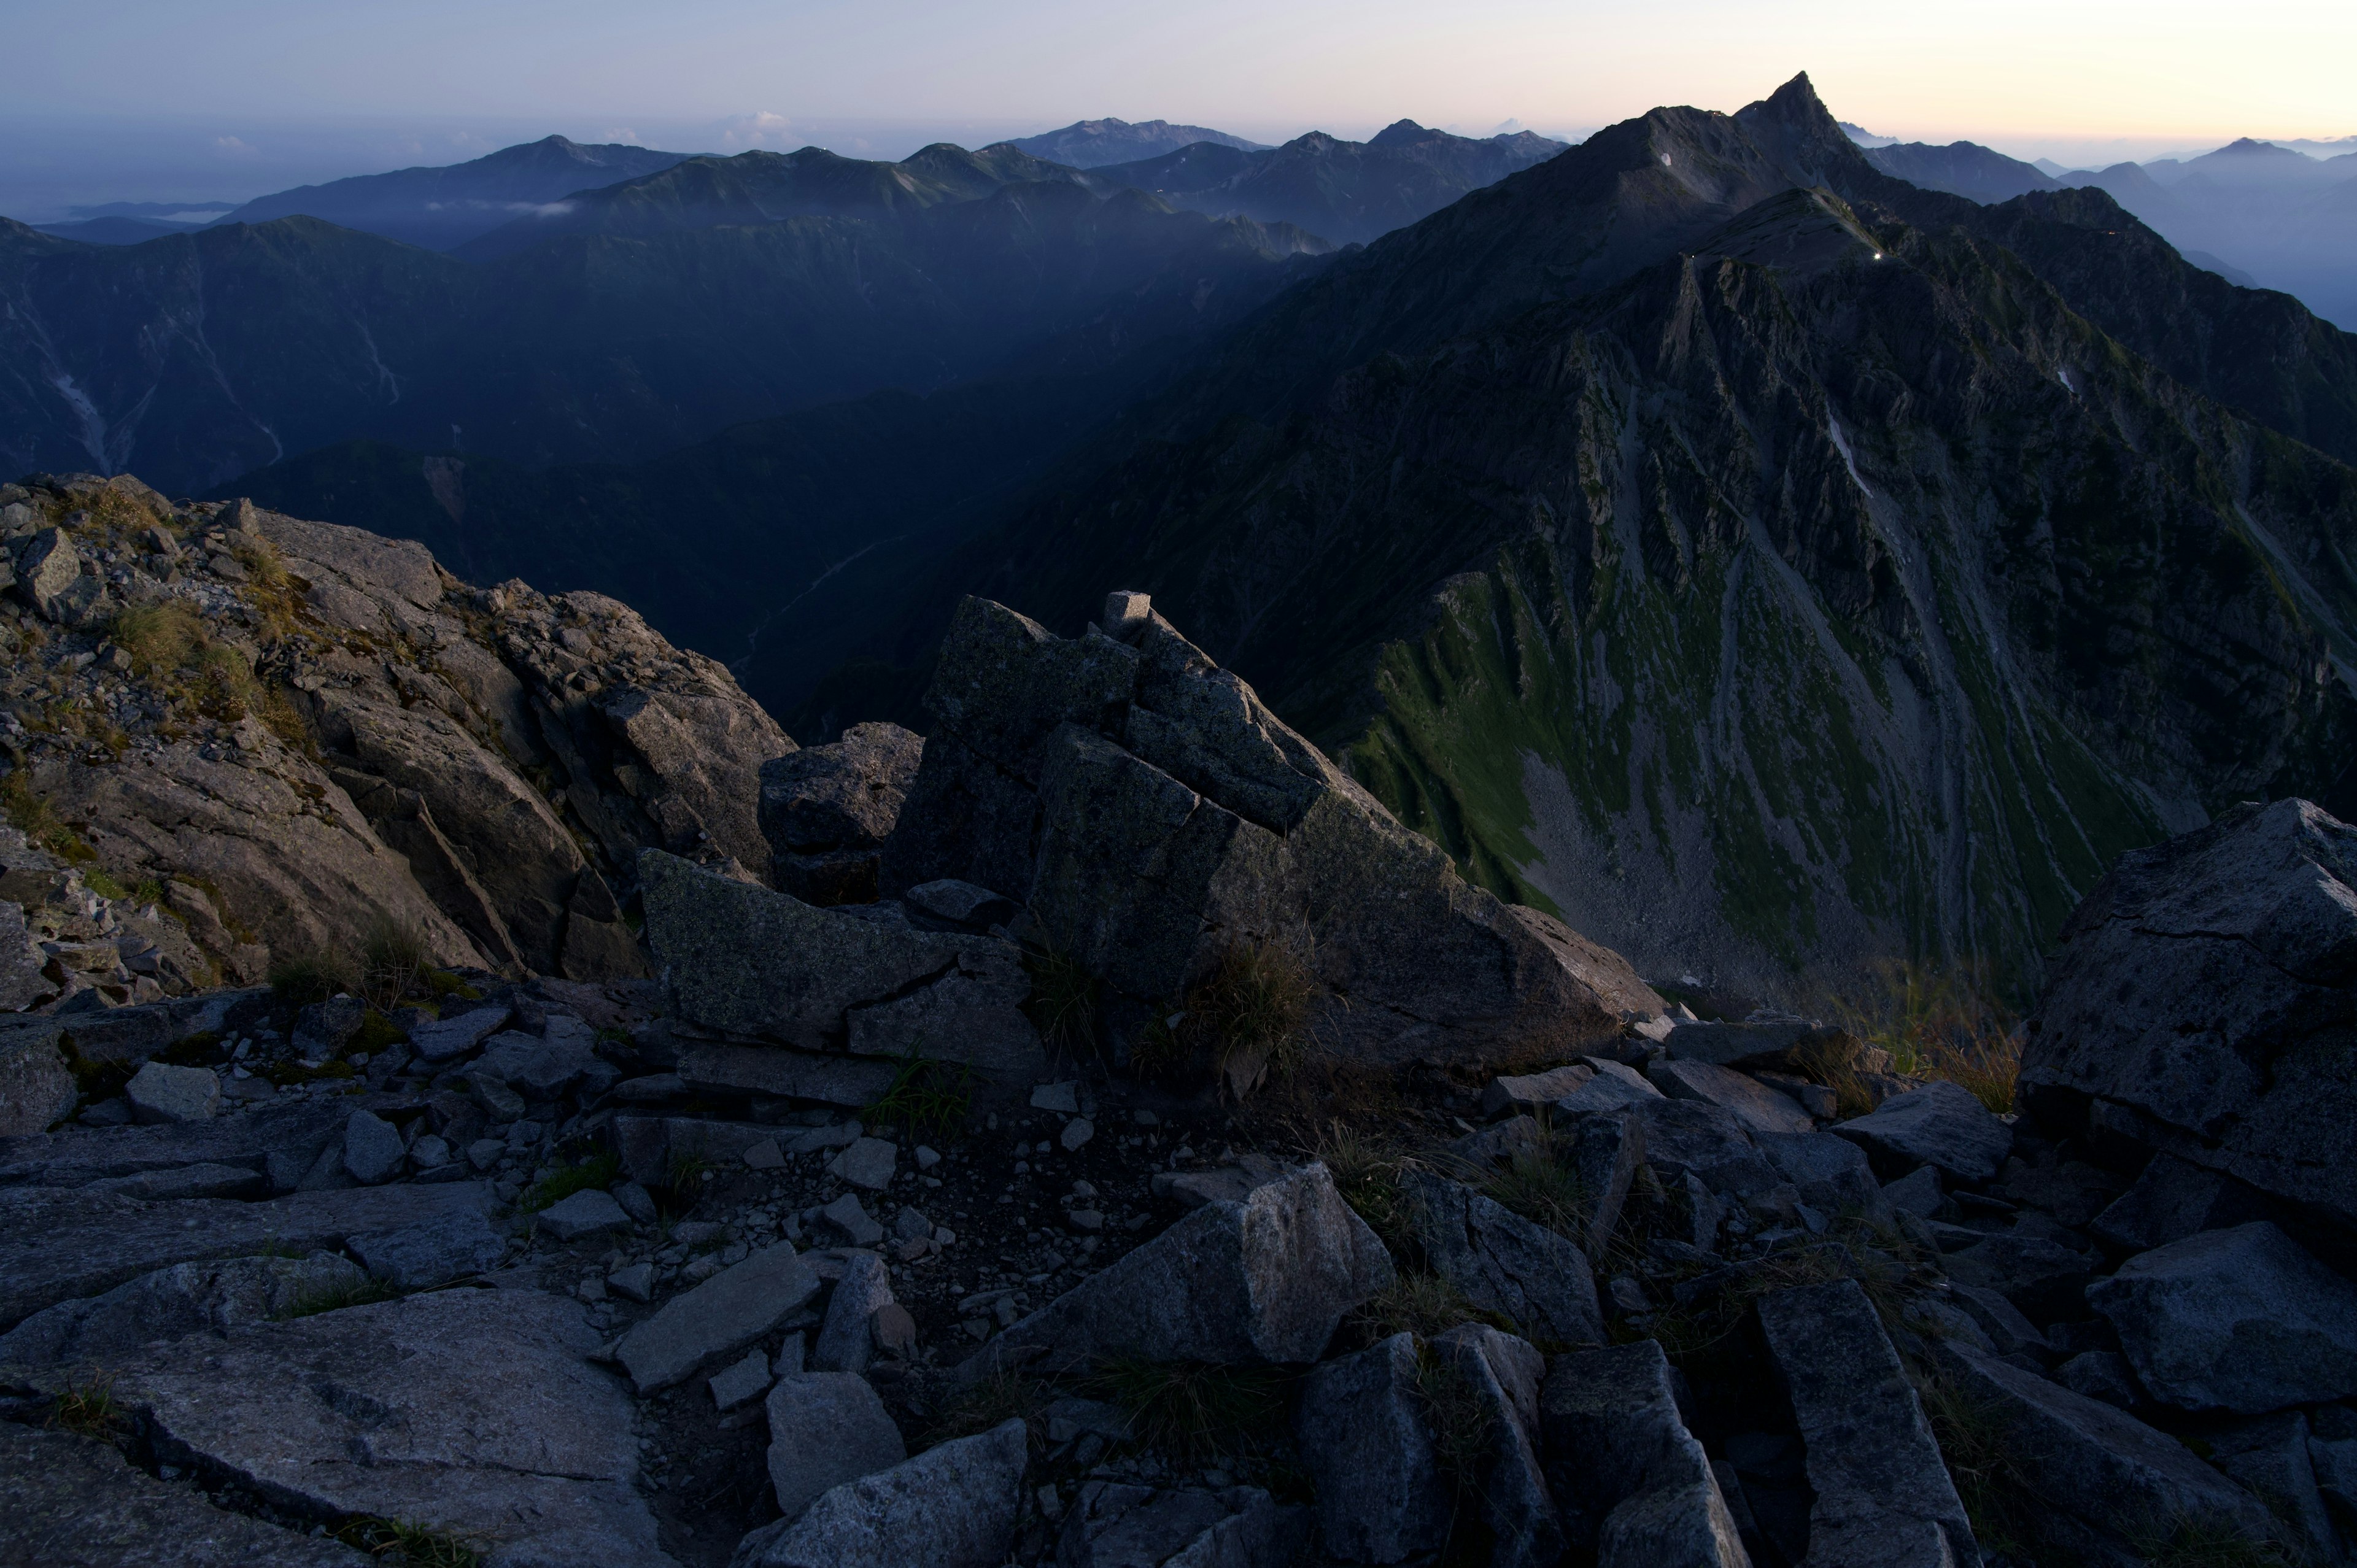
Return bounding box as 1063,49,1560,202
0,1015,75,1135
881,594,1665,1070
730,1418,1028,1568
2021,799,2357,1227
0,479,787,1000
1401,1170,1604,1346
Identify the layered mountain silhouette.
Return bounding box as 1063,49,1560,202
812,74,2357,1002
0,176,1327,490
1088,121,1566,244
1003,117,1266,167
200,136,693,250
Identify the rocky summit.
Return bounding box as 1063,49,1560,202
0,474,2351,1567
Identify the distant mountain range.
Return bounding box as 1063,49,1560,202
1002,118,1267,167
1086,120,1566,245
1833,126,2357,327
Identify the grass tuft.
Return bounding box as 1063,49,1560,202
863,1051,973,1142
1182,936,1319,1099
1474,1113,1589,1242
1352,1272,1508,1342
1312,1121,1412,1250
1,770,98,865
1023,942,1102,1060
48,1372,126,1439
1821,959,2021,1113
1084,1358,1291,1465
331,1516,486,1567
358,918,429,1012
923,1369,1052,1447
520,1153,621,1214
1413,1342,1496,1500
270,949,358,1006
281,1275,401,1319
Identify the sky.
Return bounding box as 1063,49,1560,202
4,0,2353,214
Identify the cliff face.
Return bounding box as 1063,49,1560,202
0,472,788,1006
946,101,2357,1002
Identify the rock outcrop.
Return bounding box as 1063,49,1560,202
883,592,1665,1070
0,474,789,1005
2021,798,2357,1232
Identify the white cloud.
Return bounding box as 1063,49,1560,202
600,126,642,145
212,135,258,156
718,111,799,150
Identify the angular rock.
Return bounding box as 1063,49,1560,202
826,1137,897,1191
2057,1349,2145,1409
0,1180,498,1331
706,1346,773,1412
123,1062,219,1126
1647,1057,1814,1137
1947,1283,2048,1361
0,1251,368,1370
1563,1110,1645,1255
759,723,923,903
0,1424,368,1566
731,1418,1028,1568
844,966,1045,1077
763,1371,907,1521
821,1193,884,1246
1931,1339,2280,1556
345,1205,506,1289
1539,1337,1748,1567
2204,1412,2343,1567
2086,1222,2357,1413
611,1112,806,1185
1057,1482,1306,1568
904,878,1020,930
1829,1081,2011,1184
641,851,1041,1075
616,1242,822,1394
408,1005,513,1064
1757,1279,1977,1567
1150,1157,1288,1210
2089,1153,2274,1254
1482,1064,1594,1118
1401,1170,1604,1347
54,1286,668,1567
1881,1165,1944,1218
535,1188,632,1243
0,1016,75,1137
475,1029,613,1102
85,1162,265,1201
339,1110,404,1184
1628,1098,1781,1199
2021,799,2357,1228
1756,1131,1890,1223
1555,1057,1666,1116
956,1165,1392,1380
1294,1332,1451,1562
1945,1231,2102,1323
813,1250,894,1376
1433,1324,1566,1568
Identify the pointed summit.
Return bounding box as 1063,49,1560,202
1736,70,1876,188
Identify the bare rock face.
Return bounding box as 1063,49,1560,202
2021,799,2357,1229
882,593,1665,1070
0,476,789,999
759,722,923,905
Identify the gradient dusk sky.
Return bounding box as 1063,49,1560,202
4,0,2350,213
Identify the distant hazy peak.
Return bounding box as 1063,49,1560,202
1003,117,1266,168
1368,119,1436,147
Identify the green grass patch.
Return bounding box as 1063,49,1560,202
863,1052,973,1143
265,1057,357,1087
281,1275,401,1319
1083,1358,1291,1464
352,1009,409,1054
1181,937,1318,1100
1023,941,1102,1059
331,1516,486,1568
520,1153,621,1214
48,1372,125,1440
1352,1272,1509,1343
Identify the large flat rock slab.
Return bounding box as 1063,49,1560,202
42,1286,672,1568
0,1424,367,1567
0,1100,352,1188
0,1180,497,1330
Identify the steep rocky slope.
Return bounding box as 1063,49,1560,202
0,471,787,1001
868,76,2357,1003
